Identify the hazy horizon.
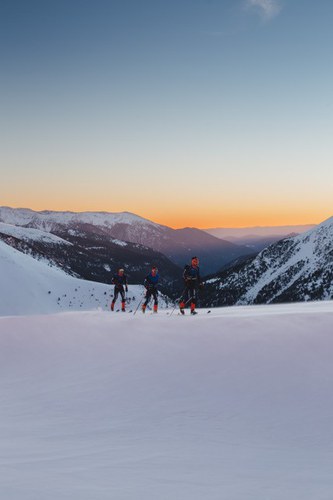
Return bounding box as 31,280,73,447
0,204,320,232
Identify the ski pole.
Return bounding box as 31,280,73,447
133,299,143,315
170,294,195,316
169,301,179,317
169,288,187,317
169,292,183,317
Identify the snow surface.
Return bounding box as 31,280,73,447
212,215,333,305
0,239,156,316
0,222,72,246
1,302,333,499
111,238,128,247
0,206,162,230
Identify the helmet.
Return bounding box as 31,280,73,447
118,268,124,273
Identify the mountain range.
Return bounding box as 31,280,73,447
2,206,332,308
0,207,251,277
202,216,333,307
204,224,315,252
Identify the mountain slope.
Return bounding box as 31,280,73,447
0,207,249,274
0,221,183,294
1,302,333,499
214,233,300,253
0,239,166,316
203,216,333,306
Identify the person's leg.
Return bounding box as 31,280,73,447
190,287,197,314
153,290,158,313
120,290,126,311
142,290,151,312
179,287,189,314
111,288,118,311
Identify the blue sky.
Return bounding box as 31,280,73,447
1,0,333,227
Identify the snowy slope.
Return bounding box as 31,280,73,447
0,206,164,240
0,220,182,294
0,206,156,230
204,216,333,306
0,222,72,245
0,207,248,274
0,239,156,316
1,302,333,499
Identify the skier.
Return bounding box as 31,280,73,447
179,256,203,315
111,268,128,312
142,266,159,313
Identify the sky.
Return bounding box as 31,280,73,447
1,0,333,228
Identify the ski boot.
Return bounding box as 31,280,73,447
121,301,126,312
179,301,185,315
153,304,158,314
111,301,115,312
142,304,146,314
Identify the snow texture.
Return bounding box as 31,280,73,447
0,239,157,316
210,216,333,304
0,222,72,245
0,206,161,231
0,302,333,499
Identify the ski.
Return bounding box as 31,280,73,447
175,310,211,316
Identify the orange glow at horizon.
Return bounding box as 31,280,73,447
5,198,330,229
148,210,328,229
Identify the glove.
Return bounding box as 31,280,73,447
199,283,204,290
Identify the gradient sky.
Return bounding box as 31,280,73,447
1,0,333,228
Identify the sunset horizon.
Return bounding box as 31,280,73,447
2,1,333,229
0,202,326,230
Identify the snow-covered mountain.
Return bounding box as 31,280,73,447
203,216,333,306
0,207,250,274
0,206,159,235
0,239,169,316
0,219,183,294
1,302,333,499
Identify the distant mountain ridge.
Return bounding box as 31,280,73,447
202,216,333,307
0,207,251,275
205,224,315,239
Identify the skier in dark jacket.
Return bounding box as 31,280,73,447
111,268,128,312
179,256,203,315
142,266,159,313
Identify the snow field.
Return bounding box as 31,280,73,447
0,239,167,316
1,303,333,499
